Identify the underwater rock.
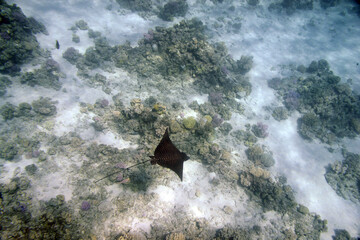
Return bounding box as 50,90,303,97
112,19,252,98
219,122,233,135
268,60,360,143
183,116,197,129
0,178,83,239
0,102,16,120
324,152,360,204
72,33,80,43
165,232,185,240
297,204,310,215
239,170,297,213
247,0,260,6
25,164,38,175
170,120,182,133
152,103,166,115
17,102,33,117
251,122,269,138
20,59,62,90
211,114,223,128
116,0,152,12
272,106,288,121
88,29,101,39
215,226,253,240
81,200,91,211
32,97,57,116
75,19,89,30
269,0,313,15
0,76,12,96
92,116,106,131
332,229,355,240
63,47,82,65
231,129,257,147
159,0,188,21
0,141,18,160
0,1,46,74
208,92,223,106
246,145,275,168
235,55,253,75
320,0,340,9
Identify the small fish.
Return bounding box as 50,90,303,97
55,40,60,49
119,178,130,184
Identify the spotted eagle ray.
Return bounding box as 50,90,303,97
95,128,189,183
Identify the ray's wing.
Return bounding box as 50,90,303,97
168,160,184,181
154,128,182,160
153,128,187,181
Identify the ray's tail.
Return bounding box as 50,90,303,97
94,159,151,183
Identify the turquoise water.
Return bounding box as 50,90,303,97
1,0,360,239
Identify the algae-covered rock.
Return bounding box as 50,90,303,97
246,145,275,168
116,0,152,12
25,164,38,175
272,106,288,121
0,180,82,240
32,97,57,116
183,116,197,129
20,59,62,90
112,19,252,97
0,1,46,74
0,102,16,120
231,129,257,147
251,122,269,138
170,120,182,133
269,0,313,15
268,60,360,143
332,229,354,240
152,103,166,115
0,76,12,96
75,19,89,30
63,47,82,65
219,122,233,135
159,0,188,21
165,232,186,240
72,33,80,43
239,171,297,213
325,152,360,204
297,204,309,215
0,141,18,160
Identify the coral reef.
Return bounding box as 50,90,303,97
325,151,360,204
63,47,82,65
112,19,252,96
183,116,197,129
231,126,258,147
0,97,57,122
268,60,360,144
269,0,313,14
251,122,269,138
20,58,62,90
0,1,46,74
239,169,327,239
320,0,340,9
116,0,152,12
272,106,289,121
0,178,83,239
246,145,275,168
31,97,57,117
159,0,188,21
0,76,12,96
332,229,357,240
